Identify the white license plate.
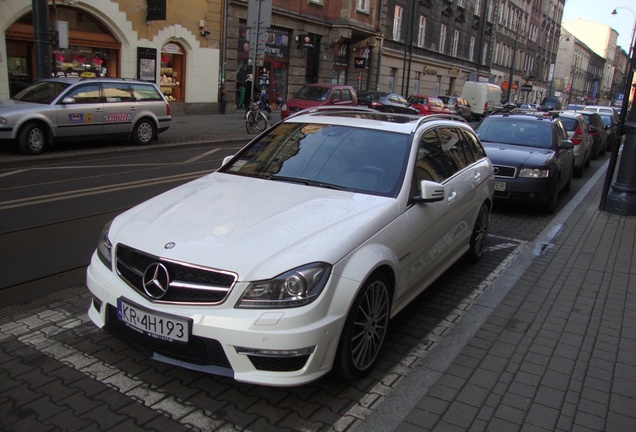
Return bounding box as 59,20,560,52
495,181,506,192
117,298,190,343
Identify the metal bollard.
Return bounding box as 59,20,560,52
606,122,636,215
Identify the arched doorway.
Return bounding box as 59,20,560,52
6,5,120,96
160,42,186,102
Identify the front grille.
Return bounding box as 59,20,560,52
493,165,516,178
247,355,310,371
106,305,231,368
116,244,236,304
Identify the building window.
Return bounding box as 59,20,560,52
439,24,447,54
356,0,369,13
457,0,465,7
474,0,481,15
482,42,488,67
393,6,403,41
451,30,459,57
417,16,426,47
469,36,475,62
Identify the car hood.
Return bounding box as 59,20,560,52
0,99,46,115
481,142,554,166
109,173,399,281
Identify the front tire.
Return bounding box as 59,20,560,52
465,203,490,263
255,112,268,131
132,119,156,145
18,122,49,155
335,273,391,380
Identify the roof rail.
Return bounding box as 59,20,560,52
287,105,380,119
416,113,467,124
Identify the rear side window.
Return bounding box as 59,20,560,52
437,127,476,171
340,89,352,102
103,82,134,102
132,83,164,101
559,117,578,131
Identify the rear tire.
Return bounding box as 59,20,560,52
132,119,156,145
245,112,255,134
18,122,49,155
465,203,490,263
335,273,390,380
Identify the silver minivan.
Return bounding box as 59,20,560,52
0,77,171,155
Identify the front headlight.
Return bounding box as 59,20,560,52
519,168,549,178
237,262,331,308
0,117,8,125
96,220,113,270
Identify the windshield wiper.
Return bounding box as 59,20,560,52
268,175,350,191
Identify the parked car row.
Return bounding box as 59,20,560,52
280,83,481,122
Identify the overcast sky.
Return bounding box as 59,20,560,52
563,0,635,52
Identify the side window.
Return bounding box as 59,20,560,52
131,83,163,101
437,127,473,171
102,82,134,102
461,129,487,160
414,130,454,185
341,90,351,102
331,89,340,102
63,83,101,104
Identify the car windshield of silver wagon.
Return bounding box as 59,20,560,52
221,123,411,197
13,81,71,104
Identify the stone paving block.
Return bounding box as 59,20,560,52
3,413,57,432
573,410,606,431
23,395,66,421
139,411,191,432
455,383,490,408
526,403,559,430
59,391,102,415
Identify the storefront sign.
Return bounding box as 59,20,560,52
137,47,157,83
162,43,184,55
147,0,166,21
355,57,367,69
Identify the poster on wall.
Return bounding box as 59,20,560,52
137,47,157,82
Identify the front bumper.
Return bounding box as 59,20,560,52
493,176,553,203
86,252,353,386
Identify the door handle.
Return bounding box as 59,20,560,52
447,191,457,203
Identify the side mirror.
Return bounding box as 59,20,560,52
222,155,234,166
413,180,445,203
559,139,574,150
61,97,76,104
588,125,598,134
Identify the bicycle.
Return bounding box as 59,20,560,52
245,100,269,134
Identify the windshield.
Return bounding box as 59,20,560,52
221,123,410,197
476,117,552,149
13,81,71,104
295,86,331,101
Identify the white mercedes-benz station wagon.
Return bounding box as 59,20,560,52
86,107,494,386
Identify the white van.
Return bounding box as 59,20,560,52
460,82,503,119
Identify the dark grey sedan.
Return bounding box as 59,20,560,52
474,112,575,214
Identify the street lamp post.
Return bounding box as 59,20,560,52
602,7,636,214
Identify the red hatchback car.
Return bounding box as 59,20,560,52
407,95,451,115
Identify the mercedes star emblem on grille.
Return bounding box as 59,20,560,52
142,263,170,299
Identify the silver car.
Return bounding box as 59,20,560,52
0,77,171,155
556,112,592,177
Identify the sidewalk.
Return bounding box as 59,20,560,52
357,164,636,431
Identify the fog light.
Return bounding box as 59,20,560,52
235,346,315,357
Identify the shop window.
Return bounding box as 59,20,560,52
160,43,185,102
